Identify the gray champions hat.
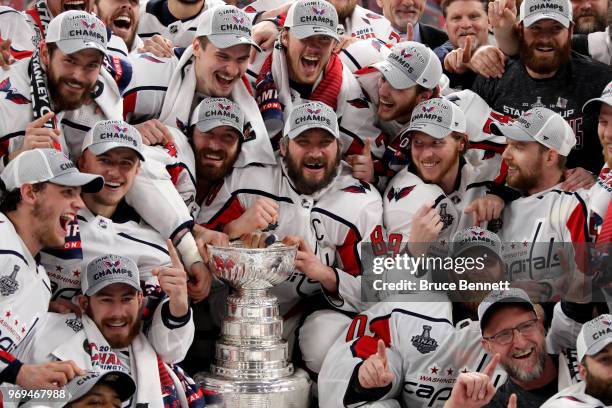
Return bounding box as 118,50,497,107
196,5,261,51
490,107,576,156
452,226,503,258
400,97,467,140
190,97,244,136
372,41,442,90
1,148,103,193
81,120,145,161
478,288,536,332
283,101,339,139
64,370,136,404
284,0,339,40
46,10,107,55
576,314,612,362
519,0,572,28
583,81,612,114
82,254,141,296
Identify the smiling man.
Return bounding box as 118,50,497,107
377,0,448,47
0,148,102,390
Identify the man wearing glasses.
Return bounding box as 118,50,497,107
478,289,579,408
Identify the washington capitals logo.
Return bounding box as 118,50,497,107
422,106,435,113
312,6,326,15
103,259,121,269
348,97,369,109
81,19,96,29
218,103,232,111
232,15,245,24
0,78,30,105
342,181,371,194
602,320,611,326
306,107,321,115
386,185,415,202
113,124,128,133
471,230,486,237
139,54,163,63
400,49,413,59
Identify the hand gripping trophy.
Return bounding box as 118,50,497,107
196,241,311,407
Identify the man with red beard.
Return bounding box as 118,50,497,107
472,0,612,175
0,148,102,390
198,101,383,377
15,253,200,407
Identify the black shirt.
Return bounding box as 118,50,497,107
471,52,612,173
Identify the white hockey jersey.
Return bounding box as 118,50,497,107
540,382,606,408
499,185,590,285
196,159,383,314
137,0,225,48
588,164,611,239
0,213,52,381
39,203,171,302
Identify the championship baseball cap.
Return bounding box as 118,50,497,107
64,370,136,404
478,288,536,332
81,120,145,161
400,98,467,140
583,81,612,114
447,90,508,144
576,314,612,362
284,0,339,40
372,41,442,90
46,10,107,55
283,101,339,139
0,148,103,193
519,0,572,28
451,227,503,258
196,5,261,51
490,107,576,156
190,98,244,137
82,254,141,296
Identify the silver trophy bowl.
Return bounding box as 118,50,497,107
197,242,311,407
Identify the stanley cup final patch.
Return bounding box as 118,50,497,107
0,265,20,295
411,325,439,354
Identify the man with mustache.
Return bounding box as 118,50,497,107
15,253,199,408
472,0,612,176
250,0,385,183
94,0,143,54
541,314,612,408
572,0,608,34
0,148,102,390
198,101,383,377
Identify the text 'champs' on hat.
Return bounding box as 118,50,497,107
520,0,572,28
196,5,261,51
82,254,141,296
0,148,103,193
401,98,467,140
576,314,612,362
190,98,245,137
373,41,442,90
82,120,145,161
490,107,576,156
284,101,339,139
46,10,107,55
284,0,339,40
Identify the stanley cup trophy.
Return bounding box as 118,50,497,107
195,242,311,407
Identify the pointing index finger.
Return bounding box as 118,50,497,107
29,111,55,129
462,36,473,63
482,353,500,377
166,239,183,268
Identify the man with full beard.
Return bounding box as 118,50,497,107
472,0,612,175
197,101,383,377
15,253,199,407
94,0,143,54
572,0,608,34
541,314,612,407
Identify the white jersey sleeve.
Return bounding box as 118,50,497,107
147,299,195,364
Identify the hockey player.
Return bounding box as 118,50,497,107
383,98,506,259
197,101,383,375
63,370,136,408
0,11,127,171
541,314,612,407
94,0,142,54
250,0,386,181
15,253,200,407
490,108,591,291
0,148,102,389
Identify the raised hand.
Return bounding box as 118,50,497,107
137,35,173,58
464,194,505,227
444,36,473,74
347,138,375,183
444,354,500,408
153,239,190,315
134,119,174,146
488,0,517,30
469,46,507,78
16,361,85,389
224,197,279,239
9,112,61,161
0,38,15,70
358,339,395,389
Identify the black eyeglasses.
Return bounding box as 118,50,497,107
483,318,540,345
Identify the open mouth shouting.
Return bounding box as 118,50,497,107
303,160,325,177
300,55,322,78
214,72,238,92
110,12,133,40
59,212,77,234
62,0,87,11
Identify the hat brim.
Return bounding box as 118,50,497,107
87,142,146,162
54,39,106,55
490,122,535,142
582,96,612,114
406,122,454,140
289,25,339,41
50,171,104,193
523,13,571,28
287,124,338,139
480,298,535,331
208,34,262,52
195,119,243,137
69,371,136,403
585,337,612,359
372,60,417,90
84,278,142,296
